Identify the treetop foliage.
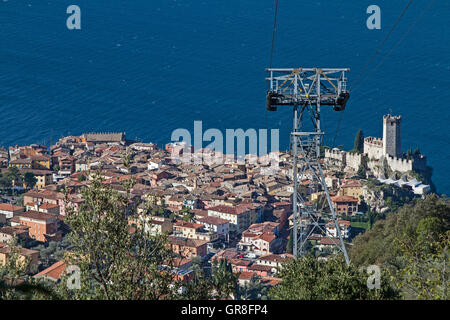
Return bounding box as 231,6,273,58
269,255,400,300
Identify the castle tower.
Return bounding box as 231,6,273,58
383,114,401,158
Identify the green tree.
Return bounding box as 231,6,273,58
394,232,448,299
182,211,195,222
59,170,181,300
181,260,213,300
353,129,364,154
269,255,399,300
0,174,12,193
211,258,238,299
6,167,20,186
351,195,449,267
390,220,449,300
350,195,449,299
0,236,57,300
191,256,202,268
237,278,268,300
23,172,37,189
0,236,29,299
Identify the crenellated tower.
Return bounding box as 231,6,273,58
383,114,401,158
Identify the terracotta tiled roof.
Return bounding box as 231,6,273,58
257,253,294,263
248,264,273,272
247,221,279,233
170,257,192,268
330,195,358,203
238,271,256,280
211,248,240,262
260,276,282,286
259,232,277,243
34,260,66,281
0,226,28,236
207,204,250,215
0,203,25,212
242,231,259,238
340,181,362,188
39,203,59,210
85,132,124,142
196,216,229,226
0,246,38,257
19,210,57,222
320,237,341,245
174,220,204,229
24,190,64,201
230,259,253,267
168,236,207,248
30,155,50,161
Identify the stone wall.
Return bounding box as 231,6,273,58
324,143,425,176
386,155,413,173
364,137,383,160
324,148,346,170
345,152,364,171
366,159,380,176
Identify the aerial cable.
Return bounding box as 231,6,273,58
356,0,436,91
331,112,344,148
350,0,414,92
269,0,280,70
333,0,415,148
265,0,280,144
335,0,435,150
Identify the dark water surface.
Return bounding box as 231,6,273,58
1,0,449,192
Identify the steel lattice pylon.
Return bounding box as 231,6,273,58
266,68,350,264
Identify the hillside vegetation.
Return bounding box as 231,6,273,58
350,194,449,299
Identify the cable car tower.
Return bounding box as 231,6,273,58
266,68,350,265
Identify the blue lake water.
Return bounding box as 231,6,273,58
0,0,449,193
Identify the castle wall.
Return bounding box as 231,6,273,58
386,155,413,173
345,152,364,171
325,115,426,177
366,154,426,176
364,137,383,160
367,159,383,177
324,148,346,169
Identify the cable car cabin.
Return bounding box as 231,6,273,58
266,91,281,111
333,92,350,111
266,90,350,112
